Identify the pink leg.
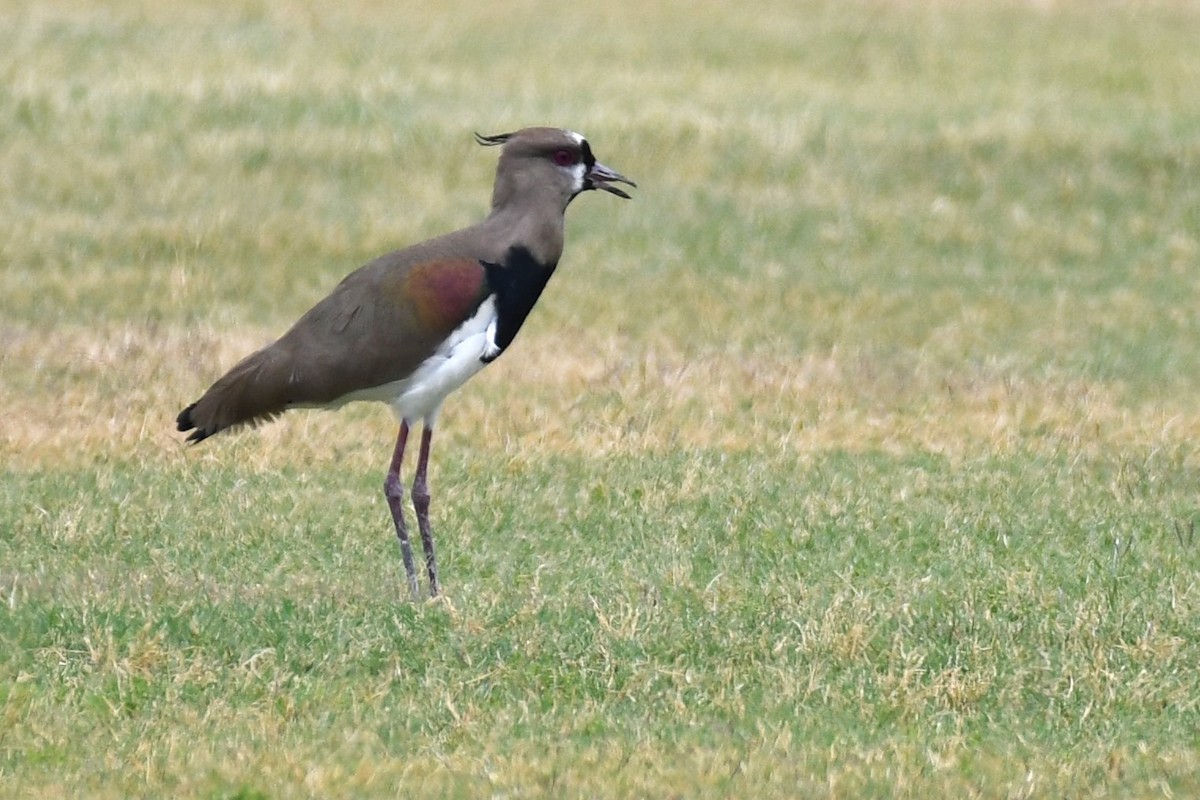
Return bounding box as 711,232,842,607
411,426,440,597
383,421,420,599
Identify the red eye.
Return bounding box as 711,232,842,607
552,149,576,167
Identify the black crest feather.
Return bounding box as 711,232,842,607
474,131,514,147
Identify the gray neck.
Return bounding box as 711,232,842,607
482,199,567,267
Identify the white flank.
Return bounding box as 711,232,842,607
337,295,499,426
482,316,502,360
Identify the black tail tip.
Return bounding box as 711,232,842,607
176,403,212,444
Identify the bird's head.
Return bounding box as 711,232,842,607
476,127,636,210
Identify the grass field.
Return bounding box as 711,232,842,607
3,0,1200,796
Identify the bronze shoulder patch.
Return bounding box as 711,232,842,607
398,258,489,335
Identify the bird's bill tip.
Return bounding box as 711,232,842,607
587,161,636,199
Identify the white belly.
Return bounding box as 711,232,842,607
339,296,500,426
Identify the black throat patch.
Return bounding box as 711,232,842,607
480,246,557,363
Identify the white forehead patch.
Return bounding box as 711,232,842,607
566,130,586,146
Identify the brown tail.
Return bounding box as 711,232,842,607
176,346,292,443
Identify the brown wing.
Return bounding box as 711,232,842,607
177,254,488,442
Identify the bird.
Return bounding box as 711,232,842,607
176,126,635,599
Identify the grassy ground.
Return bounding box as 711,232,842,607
3,0,1200,796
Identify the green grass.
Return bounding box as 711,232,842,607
3,0,1200,796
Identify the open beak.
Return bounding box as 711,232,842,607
586,161,636,199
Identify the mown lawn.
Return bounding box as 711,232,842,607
2,0,1199,796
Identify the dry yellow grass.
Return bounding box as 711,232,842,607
7,320,1199,473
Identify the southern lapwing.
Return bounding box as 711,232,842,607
177,127,635,599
